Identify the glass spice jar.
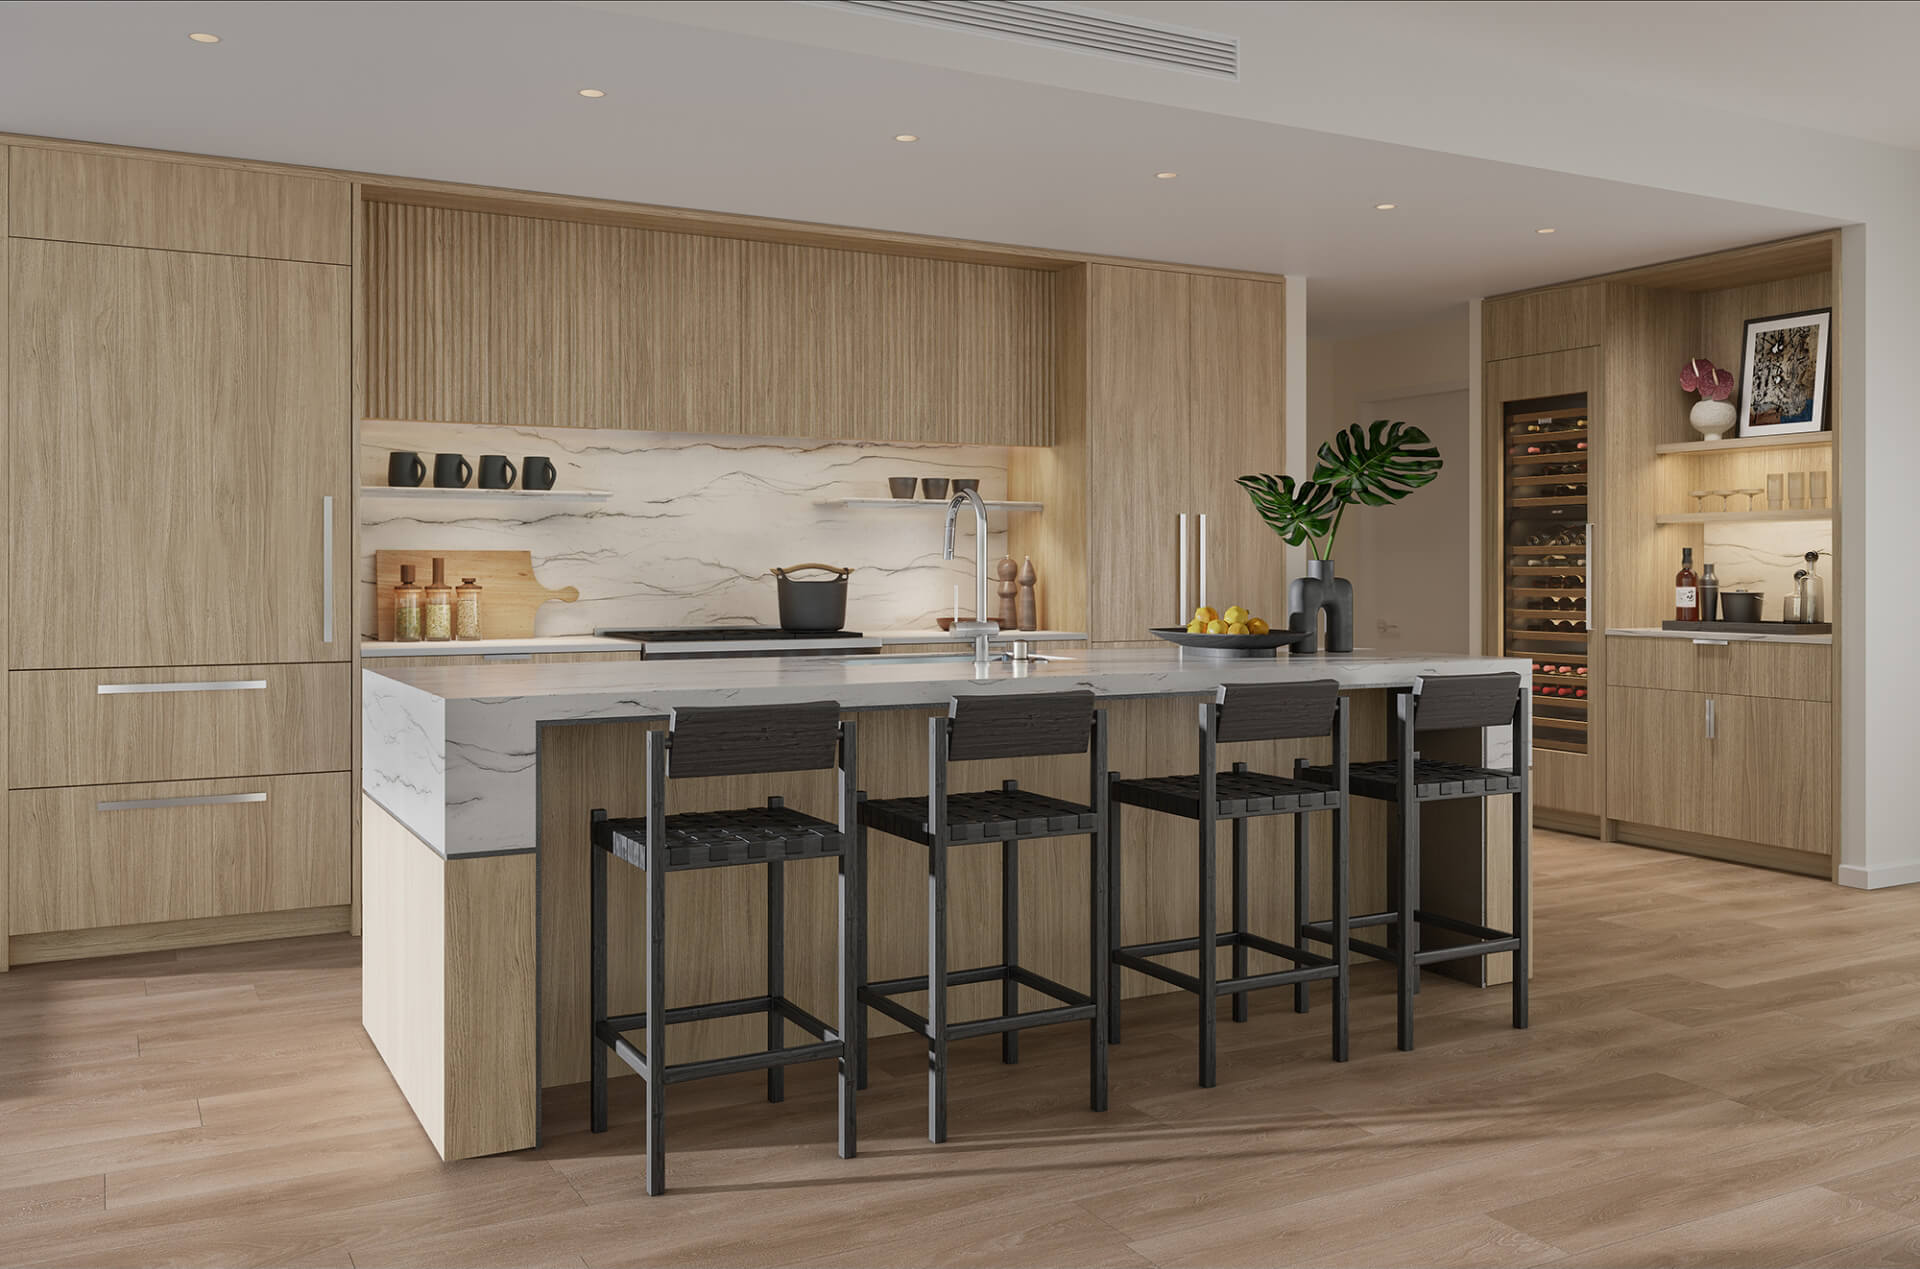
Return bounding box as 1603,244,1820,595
424,557,454,642
393,564,423,643
455,577,483,641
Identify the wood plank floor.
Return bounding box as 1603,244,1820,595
6,830,1920,1267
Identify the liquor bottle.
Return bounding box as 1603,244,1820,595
1675,547,1700,621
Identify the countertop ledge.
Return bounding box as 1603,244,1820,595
361,631,1087,656
1606,627,1833,646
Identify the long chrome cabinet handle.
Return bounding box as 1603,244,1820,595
97,680,267,695
1705,697,1716,741
1692,638,1730,646
1177,513,1191,625
322,494,335,645
96,792,267,812
1196,512,1208,611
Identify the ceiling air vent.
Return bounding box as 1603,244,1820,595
820,1,1238,79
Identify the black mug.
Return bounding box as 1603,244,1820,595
387,451,426,488
477,454,518,490
433,453,472,489
522,456,557,491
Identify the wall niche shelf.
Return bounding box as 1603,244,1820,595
1654,508,1833,525
361,485,613,504
1655,433,1833,457
826,498,1044,513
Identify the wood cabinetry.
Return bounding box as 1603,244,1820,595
364,202,1055,444
8,147,351,264
9,239,350,669
1483,284,1603,361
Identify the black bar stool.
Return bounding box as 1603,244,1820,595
1300,672,1528,1052
855,691,1108,1143
589,701,858,1196
1107,680,1350,1088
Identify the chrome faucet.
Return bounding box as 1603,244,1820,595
944,488,1000,665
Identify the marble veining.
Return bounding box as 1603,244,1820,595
1701,519,1832,618
363,649,1529,857
360,421,1014,636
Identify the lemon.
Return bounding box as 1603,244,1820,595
1223,605,1250,625
1227,621,1251,635
1247,617,1271,635
1185,619,1206,634
1193,605,1218,624
1205,619,1229,635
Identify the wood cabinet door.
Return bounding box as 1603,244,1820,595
1606,685,1712,836
1086,266,1190,642
1721,694,1833,855
1188,274,1289,627
10,240,349,668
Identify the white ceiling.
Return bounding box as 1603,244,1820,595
0,0,1861,333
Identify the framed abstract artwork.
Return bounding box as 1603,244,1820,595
1737,308,1832,437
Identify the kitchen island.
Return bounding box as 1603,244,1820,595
361,648,1528,1159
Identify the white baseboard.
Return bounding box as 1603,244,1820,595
1837,859,1920,889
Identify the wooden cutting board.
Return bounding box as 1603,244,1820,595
373,550,579,640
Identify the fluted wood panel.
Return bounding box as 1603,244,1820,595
363,203,494,422
364,204,1054,443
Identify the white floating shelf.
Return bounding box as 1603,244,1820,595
1653,508,1833,525
361,485,612,504
827,498,1045,512
1656,432,1833,456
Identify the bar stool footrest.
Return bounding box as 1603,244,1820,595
1303,910,1519,968
596,992,842,1087
1114,932,1341,998
858,962,1096,1040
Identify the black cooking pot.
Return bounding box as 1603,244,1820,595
771,563,853,631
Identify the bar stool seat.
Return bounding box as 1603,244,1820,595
595,802,846,870
1304,758,1521,804
1113,769,1338,820
859,786,1096,845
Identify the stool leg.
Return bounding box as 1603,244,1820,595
1397,795,1418,1055
1513,786,1530,1031
1107,795,1124,1045
854,806,870,1092
645,839,668,1195
1001,838,1020,1065
1332,703,1352,1064
1292,806,1310,1016
838,844,858,1158
766,857,785,1104
1090,711,1109,1112
1198,807,1219,1089
928,837,950,1144
589,811,609,1134
1232,814,1250,1024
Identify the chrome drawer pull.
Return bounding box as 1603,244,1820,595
1691,638,1730,646
322,494,335,644
97,680,267,695
96,792,267,812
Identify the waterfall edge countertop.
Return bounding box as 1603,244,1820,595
363,647,1527,857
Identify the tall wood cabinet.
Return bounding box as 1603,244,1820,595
3,146,354,966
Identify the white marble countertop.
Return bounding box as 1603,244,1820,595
360,635,644,657
364,648,1526,857
1606,626,1833,646
871,629,1086,645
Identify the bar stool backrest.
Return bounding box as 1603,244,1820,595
946,690,1096,762
1214,679,1341,743
667,701,844,778
1410,673,1523,732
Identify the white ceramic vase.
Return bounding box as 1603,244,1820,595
1689,398,1736,442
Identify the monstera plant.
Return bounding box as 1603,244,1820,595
1237,419,1442,560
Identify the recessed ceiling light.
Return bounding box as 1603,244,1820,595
578,88,605,98
1374,203,1397,211
188,32,220,43
894,134,919,143
1155,171,1178,180
1536,227,1557,234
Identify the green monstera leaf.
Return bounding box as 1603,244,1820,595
1235,474,1343,558
1312,419,1443,507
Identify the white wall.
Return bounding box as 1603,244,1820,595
1306,313,1473,651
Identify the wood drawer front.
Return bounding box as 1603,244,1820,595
9,147,351,264
1606,637,1829,701
10,663,350,788
10,772,351,934
1483,284,1602,360
1531,745,1595,817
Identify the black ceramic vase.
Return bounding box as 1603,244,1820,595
1288,559,1354,653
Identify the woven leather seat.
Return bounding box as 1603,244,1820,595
1111,769,1338,820
859,787,1096,846
1302,758,1521,803
595,803,847,871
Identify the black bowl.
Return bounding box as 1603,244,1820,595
1150,627,1312,651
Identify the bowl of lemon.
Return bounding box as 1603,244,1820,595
1151,606,1311,657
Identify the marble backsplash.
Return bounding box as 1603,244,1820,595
1702,520,1834,619
360,421,1012,636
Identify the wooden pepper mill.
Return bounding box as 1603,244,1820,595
995,555,1019,630
1017,556,1038,631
